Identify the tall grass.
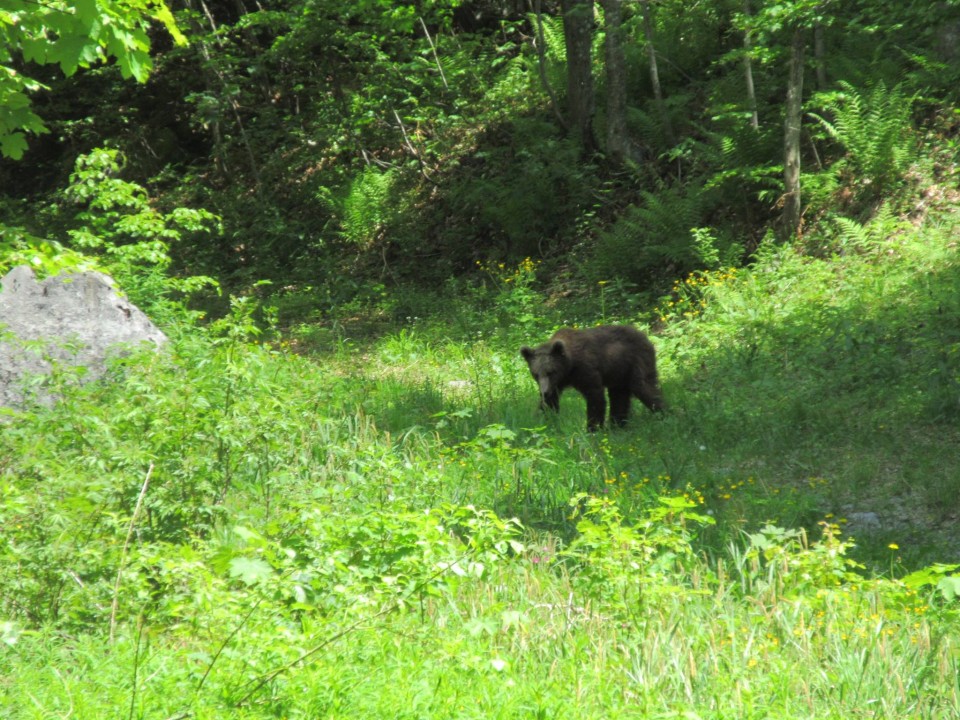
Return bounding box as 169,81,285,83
3,213,960,717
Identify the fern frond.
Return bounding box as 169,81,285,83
340,167,397,246
527,12,566,63
833,216,872,252
808,111,839,141
831,202,908,255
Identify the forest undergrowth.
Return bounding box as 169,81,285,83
3,203,960,719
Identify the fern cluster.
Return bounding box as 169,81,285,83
812,202,909,257
590,185,742,283
810,81,919,207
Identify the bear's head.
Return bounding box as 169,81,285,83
520,340,570,412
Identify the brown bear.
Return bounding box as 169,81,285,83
520,325,664,431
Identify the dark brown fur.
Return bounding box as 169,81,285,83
520,325,664,431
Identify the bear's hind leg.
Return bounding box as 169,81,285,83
608,388,632,426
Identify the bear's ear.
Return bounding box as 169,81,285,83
550,340,566,357
520,346,534,361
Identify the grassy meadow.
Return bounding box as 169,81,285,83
3,209,960,718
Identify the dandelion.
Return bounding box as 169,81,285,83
888,543,899,550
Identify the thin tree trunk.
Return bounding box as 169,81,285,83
601,0,630,165
782,26,805,241
530,0,567,128
640,0,674,146
562,0,597,153
813,21,827,89
191,0,262,186
742,0,759,130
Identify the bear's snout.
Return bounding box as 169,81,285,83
539,381,560,411
540,394,560,412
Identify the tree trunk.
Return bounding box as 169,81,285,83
640,0,674,146
600,0,631,165
561,0,597,153
782,25,805,241
742,0,759,130
813,21,827,89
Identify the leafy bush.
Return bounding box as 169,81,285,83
562,493,715,610
61,149,220,309
0,148,221,324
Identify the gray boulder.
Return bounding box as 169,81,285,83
0,265,167,409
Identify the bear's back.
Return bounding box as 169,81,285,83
551,325,654,378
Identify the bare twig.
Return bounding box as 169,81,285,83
393,110,437,185
127,616,147,720
195,597,265,694
418,17,448,91
189,0,263,186
109,462,153,645
232,604,396,707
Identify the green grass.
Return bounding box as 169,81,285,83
3,210,960,718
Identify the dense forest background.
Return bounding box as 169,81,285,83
3,0,958,317
4,2,960,718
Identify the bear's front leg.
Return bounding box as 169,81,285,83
583,389,607,431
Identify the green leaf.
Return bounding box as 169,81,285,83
152,2,187,45
0,0,182,159
902,564,960,590
229,556,273,585
74,0,99,24
120,50,151,82
937,575,960,602
0,131,27,159
52,33,98,76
